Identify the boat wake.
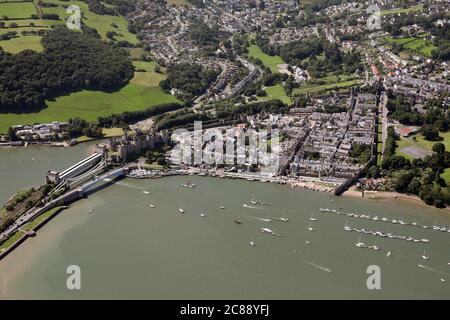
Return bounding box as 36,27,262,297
417,264,444,274
303,260,333,273
247,216,272,222
243,204,262,209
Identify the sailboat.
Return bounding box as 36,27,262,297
422,250,430,261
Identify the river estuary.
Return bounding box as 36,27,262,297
0,143,449,299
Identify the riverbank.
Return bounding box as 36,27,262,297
342,186,450,211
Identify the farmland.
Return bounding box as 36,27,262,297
0,61,179,132
0,0,139,54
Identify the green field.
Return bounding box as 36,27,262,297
0,35,43,53
258,85,292,105
0,231,24,252
41,0,139,43
385,36,437,57
167,0,191,6
0,62,179,132
0,2,37,19
396,131,450,159
381,4,423,15
248,45,285,73
0,0,139,54
294,78,360,95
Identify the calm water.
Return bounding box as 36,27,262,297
0,146,449,299
0,142,97,203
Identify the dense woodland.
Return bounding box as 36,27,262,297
255,35,363,78
0,27,134,111
159,63,219,102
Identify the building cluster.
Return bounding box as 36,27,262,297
10,122,69,141
287,93,376,180
106,129,170,162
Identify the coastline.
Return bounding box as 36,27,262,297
342,186,450,212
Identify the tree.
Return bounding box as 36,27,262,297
432,142,445,155
422,125,440,141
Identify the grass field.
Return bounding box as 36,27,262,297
0,35,43,53
0,0,139,54
294,78,360,95
41,0,139,43
248,45,285,73
0,2,37,19
167,0,191,6
258,85,292,105
0,231,24,252
396,131,450,159
0,62,179,132
385,36,437,57
381,4,423,15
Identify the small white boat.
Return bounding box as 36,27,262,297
149,204,155,208
308,226,315,232
200,213,206,217
305,240,311,245
309,213,317,222
447,262,450,266
178,208,185,214
143,191,150,195
356,242,365,248
280,217,289,222
260,227,274,234
421,238,430,243
441,278,446,282
219,206,225,209
250,241,255,247
422,251,430,261
88,208,95,214
386,251,392,257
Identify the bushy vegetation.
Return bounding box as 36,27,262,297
0,27,134,111
381,127,450,208
159,63,219,102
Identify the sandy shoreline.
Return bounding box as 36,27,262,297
342,186,450,211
